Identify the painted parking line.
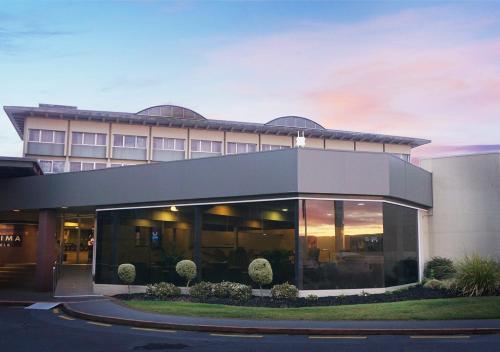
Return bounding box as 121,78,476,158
410,335,470,339
131,327,176,333
87,321,112,327
309,336,367,339
210,333,263,338
58,315,75,321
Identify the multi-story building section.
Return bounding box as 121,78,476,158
4,104,429,174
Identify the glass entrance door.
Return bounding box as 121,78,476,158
62,217,95,264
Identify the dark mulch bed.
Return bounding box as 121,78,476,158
115,285,467,308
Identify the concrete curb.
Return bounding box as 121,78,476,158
0,301,36,307
61,303,500,336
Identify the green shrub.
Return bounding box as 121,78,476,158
424,257,456,280
305,294,319,302
189,281,214,298
117,263,136,294
423,279,443,290
248,258,273,296
271,282,299,300
175,260,197,287
146,282,181,298
455,254,500,296
213,281,252,301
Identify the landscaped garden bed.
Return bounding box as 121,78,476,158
115,284,463,308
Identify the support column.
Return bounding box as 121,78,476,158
36,209,57,292
194,206,202,281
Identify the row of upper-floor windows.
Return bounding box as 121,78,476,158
27,128,410,162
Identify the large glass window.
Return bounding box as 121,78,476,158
96,207,195,285
153,137,185,151
383,203,418,286
300,200,384,289
201,200,295,286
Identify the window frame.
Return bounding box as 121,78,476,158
38,159,65,174
191,139,222,154
226,142,257,154
72,132,107,146
28,129,65,144
152,137,185,151
113,134,147,149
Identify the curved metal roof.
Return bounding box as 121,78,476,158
266,116,325,130
136,105,205,120
3,104,431,147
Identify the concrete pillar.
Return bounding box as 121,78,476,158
36,209,57,292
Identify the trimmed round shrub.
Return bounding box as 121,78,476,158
146,282,181,298
248,258,273,296
424,257,456,280
455,254,500,296
176,260,197,287
271,282,299,300
189,281,214,298
117,263,136,294
213,281,252,301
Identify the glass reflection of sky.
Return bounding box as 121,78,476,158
304,200,383,237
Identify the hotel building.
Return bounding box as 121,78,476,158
0,103,496,296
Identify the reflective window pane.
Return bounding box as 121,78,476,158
54,131,65,143
165,138,175,150
153,137,163,150
227,142,237,154
52,161,65,173
124,135,135,148
95,163,107,170
136,136,147,149
96,134,107,146
191,140,200,152
72,132,83,145
39,160,52,173
69,162,81,172
201,200,296,286
82,162,94,171
247,144,257,152
175,139,185,151
113,135,123,147
200,140,211,152
41,130,53,143
83,133,95,145
29,129,40,142
212,141,222,153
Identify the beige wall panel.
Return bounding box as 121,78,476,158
260,135,293,148
35,156,66,162
325,139,355,151
356,141,384,152
111,123,149,137
226,132,259,145
70,120,109,134
189,129,224,141
384,144,411,154
25,117,67,131
305,138,324,149
151,126,188,139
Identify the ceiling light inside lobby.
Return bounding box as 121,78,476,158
170,206,179,212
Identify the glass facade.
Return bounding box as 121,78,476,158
95,199,418,290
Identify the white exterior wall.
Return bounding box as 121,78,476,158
421,153,500,260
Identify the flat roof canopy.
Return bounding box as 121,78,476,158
0,156,43,178
0,148,432,211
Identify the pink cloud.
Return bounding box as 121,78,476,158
199,6,500,153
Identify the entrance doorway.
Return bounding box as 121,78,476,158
60,217,95,265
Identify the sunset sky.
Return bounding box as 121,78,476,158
1,1,499,158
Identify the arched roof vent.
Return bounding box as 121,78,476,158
137,105,206,120
265,116,325,130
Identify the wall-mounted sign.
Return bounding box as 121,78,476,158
0,234,23,247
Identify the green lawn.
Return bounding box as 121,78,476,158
123,296,500,321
